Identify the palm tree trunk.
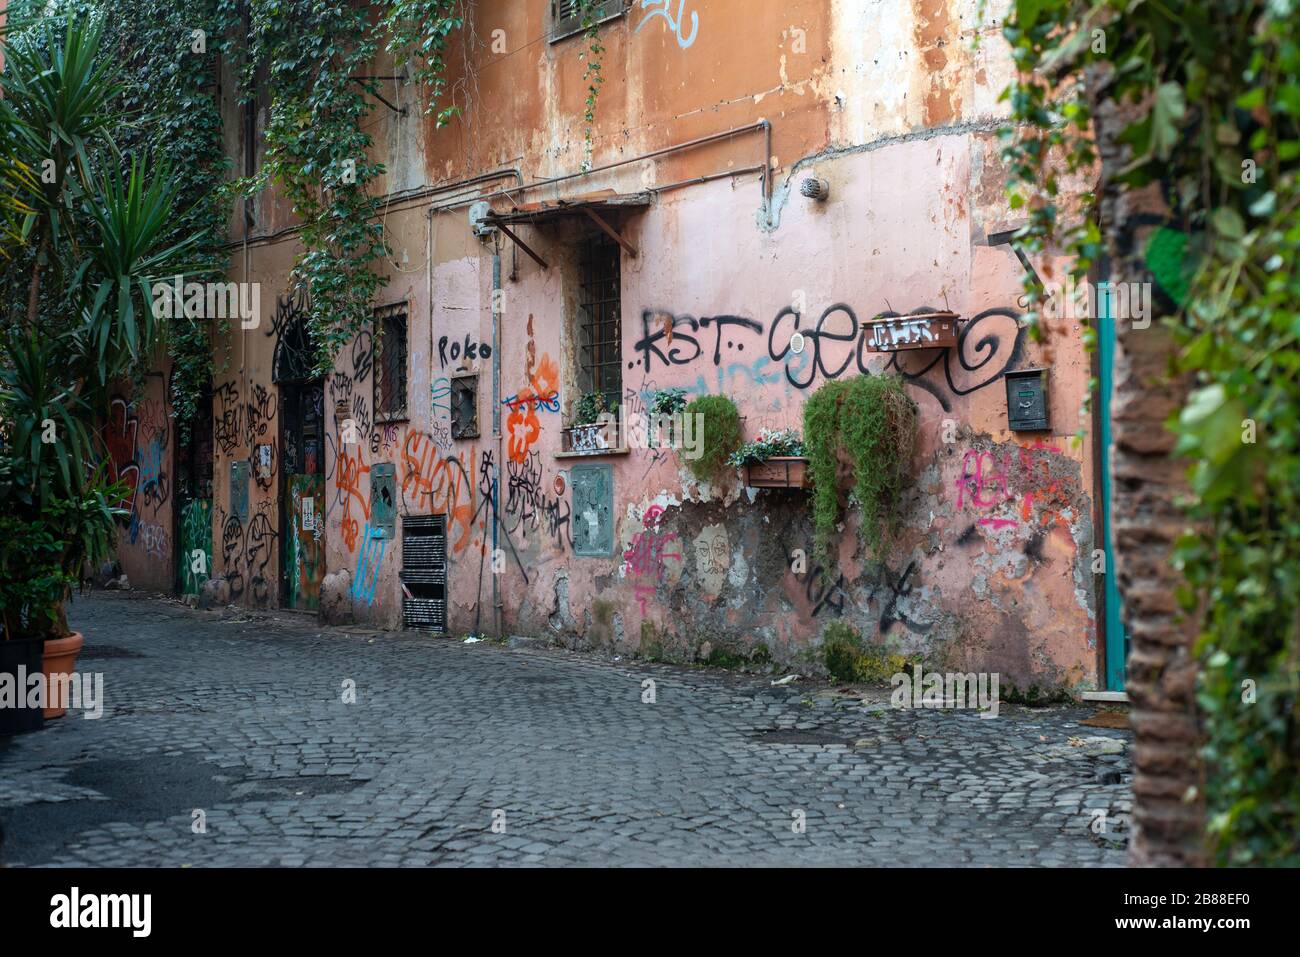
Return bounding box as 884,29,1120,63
1086,65,1207,866
26,229,47,328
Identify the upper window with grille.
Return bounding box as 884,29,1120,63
577,232,622,414
551,0,625,42
373,304,408,422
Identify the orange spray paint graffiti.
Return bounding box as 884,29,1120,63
402,431,477,554
336,445,370,552
505,315,559,465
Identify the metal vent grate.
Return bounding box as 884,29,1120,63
401,515,447,631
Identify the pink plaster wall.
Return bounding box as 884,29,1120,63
185,0,1102,692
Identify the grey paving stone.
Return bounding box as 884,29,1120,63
0,593,1133,868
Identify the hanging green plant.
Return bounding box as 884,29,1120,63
803,374,916,567
577,0,605,171
378,0,465,126
684,394,742,484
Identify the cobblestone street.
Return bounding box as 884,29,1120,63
0,594,1132,867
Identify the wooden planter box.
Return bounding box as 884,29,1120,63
863,311,959,353
744,456,812,489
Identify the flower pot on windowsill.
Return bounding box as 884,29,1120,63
744,456,812,489
564,421,617,454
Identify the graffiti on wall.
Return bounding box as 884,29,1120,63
504,315,560,465
953,438,1078,535
401,433,477,556
369,423,399,457
878,561,932,635
104,396,140,519
692,523,730,599
437,333,490,368
105,390,174,570
632,304,1024,412
216,501,279,606
636,0,699,49
270,287,314,384
430,376,453,449
178,498,213,595
137,434,169,511
245,383,278,449
351,522,385,605
621,504,682,614
129,519,170,559
803,564,847,619
503,451,572,551
335,442,371,553
214,382,241,456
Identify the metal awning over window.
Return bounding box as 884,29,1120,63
483,191,651,270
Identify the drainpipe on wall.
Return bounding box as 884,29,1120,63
491,237,503,640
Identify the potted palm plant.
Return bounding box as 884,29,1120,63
1,15,200,732
1,333,131,724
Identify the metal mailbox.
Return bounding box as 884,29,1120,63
1005,367,1050,432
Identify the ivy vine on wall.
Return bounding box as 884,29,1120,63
578,0,607,171
214,0,468,376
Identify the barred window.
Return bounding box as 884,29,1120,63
374,303,408,421
551,0,624,42
577,232,622,413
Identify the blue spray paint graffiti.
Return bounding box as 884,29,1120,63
637,0,699,48
431,376,452,418
352,523,386,605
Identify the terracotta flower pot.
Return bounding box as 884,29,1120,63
41,632,85,720
0,635,45,735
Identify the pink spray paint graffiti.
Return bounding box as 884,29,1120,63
953,439,1075,534
621,504,682,614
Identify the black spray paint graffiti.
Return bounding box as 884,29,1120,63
632,311,763,370
803,565,847,618
351,393,372,441
438,333,492,368
502,451,572,551
633,304,1025,412
270,287,314,384
214,382,241,456
330,371,354,405
218,503,279,606
246,510,277,604
370,423,398,456
266,285,309,340
878,561,932,635
244,383,277,448
351,329,373,383
220,511,246,600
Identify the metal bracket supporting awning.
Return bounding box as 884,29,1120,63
491,221,550,271
483,192,652,272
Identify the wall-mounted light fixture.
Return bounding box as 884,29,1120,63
800,177,830,201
